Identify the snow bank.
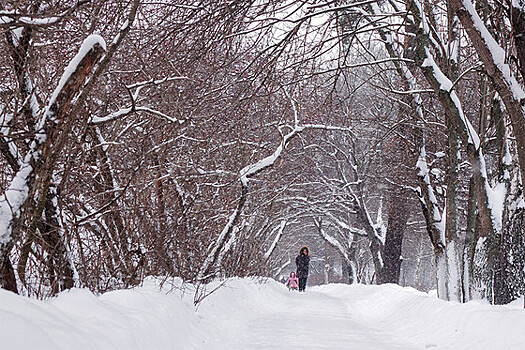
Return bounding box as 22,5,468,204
1,278,524,349
0,278,207,349
317,283,525,349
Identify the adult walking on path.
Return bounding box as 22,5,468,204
295,246,310,292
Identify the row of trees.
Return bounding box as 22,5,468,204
1,0,525,305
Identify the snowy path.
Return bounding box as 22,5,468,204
3,278,525,349
202,285,421,350
240,291,419,349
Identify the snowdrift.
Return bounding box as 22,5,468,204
317,283,525,349
0,278,524,349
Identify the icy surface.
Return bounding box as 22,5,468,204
1,278,525,349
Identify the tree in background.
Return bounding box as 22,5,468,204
1,0,525,307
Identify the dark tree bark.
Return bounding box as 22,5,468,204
43,192,75,294
511,3,525,80
379,191,411,284
341,257,354,284
463,179,478,301
491,236,514,304
0,254,17,294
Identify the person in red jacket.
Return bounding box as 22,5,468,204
295,246,310,292
285,271,299,291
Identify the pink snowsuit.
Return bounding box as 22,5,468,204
285,272,299,290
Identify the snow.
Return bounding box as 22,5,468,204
317,223,350,263
41,35,106,126
462,0,525,103
2,277,525,349
197,206,241,281
445,241,462,302
421,49,480,147
217,226,238,267
91,107,133,124
240,126,303,186
487,181,507,232
0,10,59,26
263,220,286,260
422,53,453,92
415,145,443,228
0,162,32,245
19,17,59,25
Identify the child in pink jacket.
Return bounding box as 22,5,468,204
285,271,299,291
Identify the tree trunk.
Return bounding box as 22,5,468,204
489,98,514,305
462,179,478,301
0,40,106,293
43,191,75,294
379,192,410,284
511,3,525,81
443,116,463,302
0,253,17,294
450,0,525,193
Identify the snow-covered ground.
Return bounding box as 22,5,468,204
1,278,524,349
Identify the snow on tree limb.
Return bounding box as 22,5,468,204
409,0,501,236
199,122,301,280
0,1,90,29
415,144,445,246
90,107,133,125
263,220,287,260
216,226,239,269
125,76,191,90
40,35,106,132
240,125,304,186
456,0,525,103
91,75,190,125
239,122,354,186
196,189,245,281
199,92,356,282
313,218,351,264
0,32,107,257
241,95,303,185
91,106,183,125
420,49,480,147
449,0,525,199
323,211,366,236
372,198,386,245
0,161,32,246
77,0,139,112
0,4,87,29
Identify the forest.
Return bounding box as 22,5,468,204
1,0,525,306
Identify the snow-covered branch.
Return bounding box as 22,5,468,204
415,144,445,247
313,217,350,263
0,162,32,247
91,75,190,125
0,2,88,29
0,34,106,257
40,35,106,128
263,220,287,260
240,125,304,186
450,0,525,193
196,186,247,281
409,0,500,236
